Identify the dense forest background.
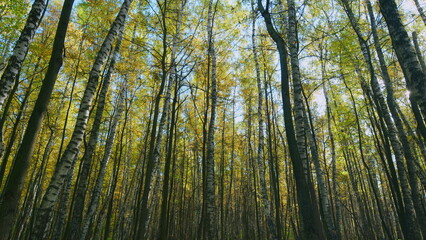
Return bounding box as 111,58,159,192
0,0,425,239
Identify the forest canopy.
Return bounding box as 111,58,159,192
0,0,425,239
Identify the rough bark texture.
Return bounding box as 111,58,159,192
0,0,46,112
409,32,426,141
378,0,426,120
287,0,308,176
0,0,74,238
286,0,326,238
31,0,132,238
287,0,336,237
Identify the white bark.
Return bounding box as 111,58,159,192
204,0,218,238
0,0,46,112
286,0,309,177
251,2,276,238
67,22,124,240
379,0,426,116
366,1,426,236
80,81,126,240
32,0,132,238
341,0,423,238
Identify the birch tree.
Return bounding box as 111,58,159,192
0,0,74,238
66,23,125,240
257,0,325,238
0,0,47,113
378,0,426,128
31,0,132,238
202,0,218,238
250,1,276,238
80,81,126,240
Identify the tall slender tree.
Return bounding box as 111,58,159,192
250,1,276,238
66,23,125,240
257,0,325,238
378,0,426,126
202,0,218,238
340,0,424,237
0,0,47,113
31,0,133,238
0,0,74,238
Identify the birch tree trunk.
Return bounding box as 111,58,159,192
341,0,423,238
264,74,284,240
0,0,74,238
409,31,426,142
286,0,327,238
31,0,132,238
142,34,176,239
66,24,124,240
203,0,218,238
412,32,426,72
39,78,78,240
80,81,126,240
136,1,175,237
158,78,179,240
365,0,426,237
413,0,426,25
317,42,342,239
250,1,276,238
135,84,166,239
378,0,426,121
51,153,78,240
0,0,46,112
257,1,325,239
346,72,387,238
158,3,185,237
324,83,342,240
303,98,337,240
287,0,308,178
